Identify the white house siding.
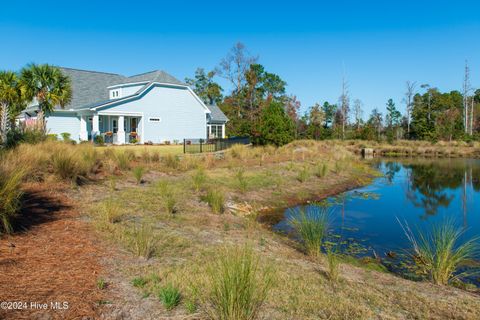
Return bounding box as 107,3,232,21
98,85,207,143
46,113,81,141
119,84,145,97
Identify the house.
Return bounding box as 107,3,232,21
21,67,228,144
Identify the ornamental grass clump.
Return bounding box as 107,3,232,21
399,218,479,285
132,166,145,184
289,207,330,258
158,283,181,310
157,181,178,214
206,245,273,320
202,189,225,214
0,166,24,234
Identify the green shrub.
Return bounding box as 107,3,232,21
60,132,72,142
132,166,145,184
0,167,24,234
288,207,330,257
94,135,105,145
158,284,181,310
202,189,225,214
399,218,479,285
206,245,273,320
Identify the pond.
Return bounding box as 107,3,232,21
265,158,480,284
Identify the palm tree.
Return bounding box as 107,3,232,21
20,64,72,132
0,71,24,144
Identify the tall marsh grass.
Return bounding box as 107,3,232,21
399,218,479,285
192,167,207,192
289,207,330,257
206,246,273,320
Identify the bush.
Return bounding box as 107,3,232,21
202,189,225,214
132,166,145,184
206,245,273,320
94,135,104,145
257,101,295,146
288,207,330,257
158,284,181,310
0,167,24,234
60,132,72,142
399,218,479,285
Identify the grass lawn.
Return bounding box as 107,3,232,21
96,144,184,156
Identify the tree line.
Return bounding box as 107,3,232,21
187,43,480,145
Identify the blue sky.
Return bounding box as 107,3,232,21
1,0,479,117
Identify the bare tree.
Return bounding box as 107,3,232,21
403,81,416,137
353,99,363,131
462,60,472,135
339,73,350,139
216,42,258,94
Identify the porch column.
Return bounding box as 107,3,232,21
117,115,125,144
221,124,226,138
79,116,88,141
92,114,100,140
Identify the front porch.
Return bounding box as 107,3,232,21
79,113,143,144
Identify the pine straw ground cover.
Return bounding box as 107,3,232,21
0,183,105,320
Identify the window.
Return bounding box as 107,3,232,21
110,89,121,99
112,119,118,133
209,125,223,138
148,117,161,122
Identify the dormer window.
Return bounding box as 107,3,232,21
110,89,122,99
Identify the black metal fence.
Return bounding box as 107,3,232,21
183,137,250,154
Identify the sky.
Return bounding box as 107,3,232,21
1,0,479,117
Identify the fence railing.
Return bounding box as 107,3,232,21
183,137,250,154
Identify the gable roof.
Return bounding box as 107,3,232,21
207,103,229,123
56,67,184,110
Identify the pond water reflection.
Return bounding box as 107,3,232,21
271,158,480,282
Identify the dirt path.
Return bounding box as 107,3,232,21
0,183,105,320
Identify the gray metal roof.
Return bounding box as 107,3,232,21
56,67,184,110
207,103,229,123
